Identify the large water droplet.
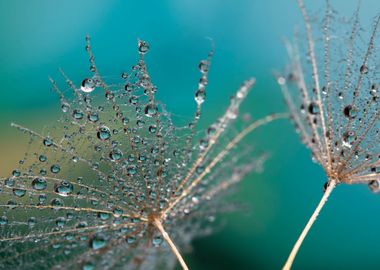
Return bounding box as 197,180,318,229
32,177,47,190
54,181,74,197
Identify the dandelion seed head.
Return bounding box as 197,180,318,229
279,1,380,190
0,36,264,269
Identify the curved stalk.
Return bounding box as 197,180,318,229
153,218,189,270
282,179,336,270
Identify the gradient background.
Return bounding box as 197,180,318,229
1,0,380,269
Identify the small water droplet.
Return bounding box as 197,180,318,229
195,90,206,104
360,64,368,74
97,126,111,141
138,40,150,54
308,102,319,115
81,78,96,93
50,164,61,174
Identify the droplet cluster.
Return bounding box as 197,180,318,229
0,36,262,270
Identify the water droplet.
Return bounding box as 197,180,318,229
13,188,26,197
308,102,319,115
144,104,158,117
122,117,130,125
32,177,47,190
56,217,66,227
88,112,99,122
28,217,37,227
126,236,136,244
127,166,137,176
54,181,74,197
113,208,123,217
360,64,369,74
138,40,150,54
121,72,128,79
12,169,20,177
198,60,209,73
199,139,209,150
98,212,110,220
97,126,111,141
61,103,70,113
39,155,47,162
51,198,64,208
43,138,53,147
343,105,357,119
81,78,96,93
368,180,380,192
0,216,8,225
73,109,84,120
90,235,107,250
82,263,95,270
152,236,163,247
109,149,123,161
195,90,206,104
50,164,61,174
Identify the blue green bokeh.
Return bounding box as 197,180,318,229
1,1,380,269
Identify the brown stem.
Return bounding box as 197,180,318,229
153,218,189,270
282,179,336,270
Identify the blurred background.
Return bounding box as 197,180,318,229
1,0,380,269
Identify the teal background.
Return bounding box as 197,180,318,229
1,1,380,269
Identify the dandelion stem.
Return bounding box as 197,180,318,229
153,218,189,270
282,179,336,270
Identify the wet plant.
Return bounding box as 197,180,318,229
277,0,380,268
0,35,286,269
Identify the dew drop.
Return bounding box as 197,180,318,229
51,198,64,208
109,149,123,161
195,90,206,104
13,188,26,197
144,104,158,117
0,216,8,226
72,109,84,120
360,65,369,74
43,138,53,147
81,78,96,93
88,112,99,122
308,102,319,115
90,235,107,250
56,217,66,228
61,103,70,113
39,155,47,162
32,177,47,190
343,105,357,119
152,236,163,247
138,40,150,54
368,180,380,192
12,169,20,177
54,181,73,197
50,164,61,174
97,126,111,141
198,60,209,73
28,217,37,227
